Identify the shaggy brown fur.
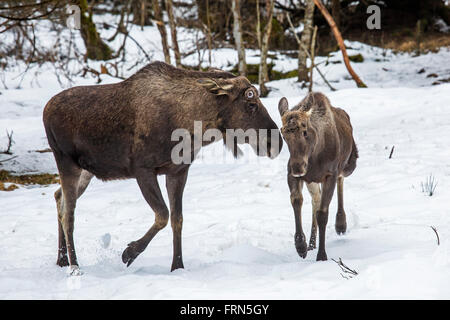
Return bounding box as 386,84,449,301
278,92,357,261
43,61,282,273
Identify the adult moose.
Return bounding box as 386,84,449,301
278,92,357,261
43,61,282,274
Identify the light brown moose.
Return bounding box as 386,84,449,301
278,92,358,261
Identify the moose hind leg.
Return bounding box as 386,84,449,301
335,176,347,235
122,171,169,267
166,168,189,272
306,182,321,250
57,158,83,273
55,188,69,267
55,170,93,267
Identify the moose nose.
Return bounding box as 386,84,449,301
291,162,307,177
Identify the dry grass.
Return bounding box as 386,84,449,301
384,34,450,53
0,169,59,191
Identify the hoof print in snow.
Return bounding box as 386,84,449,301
68,266,83,277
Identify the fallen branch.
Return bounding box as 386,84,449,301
332,258,358,279
313,0,367,88
0,155,18,163
1,130,14,155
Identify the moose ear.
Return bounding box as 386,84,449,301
197,78,233,96
278,97,289,116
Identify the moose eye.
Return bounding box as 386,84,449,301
246,90,254,99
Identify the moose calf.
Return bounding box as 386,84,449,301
278,92,358,261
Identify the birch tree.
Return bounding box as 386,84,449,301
166,0,181,67
258,0,274,97
152,0,171,64
298,0,315,83
232,0,246,76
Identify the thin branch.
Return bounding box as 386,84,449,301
389,145,395,159
0,3,60,21
0,155,18,163
430,226,440,246
332,258,358,279
1,130,14,155
0,0,54,10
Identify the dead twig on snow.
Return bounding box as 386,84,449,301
430,226,440,246
389,146,395,159
332,258,358,279
1,130,14,155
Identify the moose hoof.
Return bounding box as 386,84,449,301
171,260,185,272
56,255,69,267
335,222,347,235
307,242,316,251
316,251,328,261
122,241,142,267
295,233,308,259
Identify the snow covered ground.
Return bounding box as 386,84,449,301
1,20,450,299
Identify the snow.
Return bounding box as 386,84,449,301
1,18,450,299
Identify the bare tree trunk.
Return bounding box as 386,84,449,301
256,0,261,49
298,0,315,83
287,13,336,91
331,0,340,30
232,0,246,76
313,0,367,88
258,0,274,97
152,0,171,64
131,0,151,27
77,0,113,61
165,0,181,67
416,20,422,56
308,25,317,92
205,0,212,66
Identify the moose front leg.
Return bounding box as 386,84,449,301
166,167,189,272
288,174,307,258
316,174,337,261
122,170,169,267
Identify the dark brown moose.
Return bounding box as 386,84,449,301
278,92,358,261
43,61,282,274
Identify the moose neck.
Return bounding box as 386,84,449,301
179,96,228,148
